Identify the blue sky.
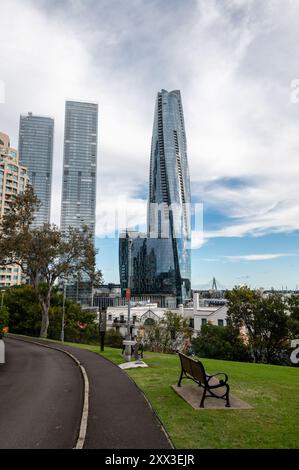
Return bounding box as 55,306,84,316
1,0,299,289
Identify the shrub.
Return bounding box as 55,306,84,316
192,324,251,362
104,328,123,348
0,306,9,339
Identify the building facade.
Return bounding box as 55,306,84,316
60,101,98,305
0,132,29,287
60,100,98,239
119,90,192,305
18,113,54,226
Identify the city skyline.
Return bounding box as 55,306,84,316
1,0,299,289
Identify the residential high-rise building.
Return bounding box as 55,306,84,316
119,89,192,305
60,101,98,305
0,132,29,287
60,101,98,240
18,113,54,226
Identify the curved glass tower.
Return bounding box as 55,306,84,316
119,90,191,305
148,89,191,302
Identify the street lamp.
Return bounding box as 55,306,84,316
61,283,66,342
127,237,132,340
123,238,135,362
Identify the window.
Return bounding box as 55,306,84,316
201,319,207,326
218,319,224,327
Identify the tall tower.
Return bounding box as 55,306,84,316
0,132,29,287
119,90,192,305
148,89,191,303
18,113,54,226
60,101,98,241
60,101,98,306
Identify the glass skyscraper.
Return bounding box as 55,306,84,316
60,101,98,240
119,89,191,304
60,100,98,305
18,113,54,226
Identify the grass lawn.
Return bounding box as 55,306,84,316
94,347,299,449
9,335,299,449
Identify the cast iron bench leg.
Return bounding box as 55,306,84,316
225,384,231,407
177,370,184,387
200,386,207,408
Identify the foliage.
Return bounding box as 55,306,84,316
104,328,124,348
5,285,41,336
4,285,98,343
0,187,102,338
287,295,299,338
144,311,191,353
0,305,9,339
226,287,291,364
192,324,251,362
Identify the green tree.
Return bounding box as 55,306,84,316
0,305,9,339
5,285,98,343
144,311,191,353
5,285,41,336
226,287,290,364
192,324,250,362
0,187,102,338
287,295,299,338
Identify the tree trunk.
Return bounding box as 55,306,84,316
39,289,52,338
40,302,50,338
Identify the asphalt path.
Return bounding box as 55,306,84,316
0,338,83,449
1,337,172,449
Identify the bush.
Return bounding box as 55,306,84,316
5,285,99,343
0,306,9,339
104,328,123,348
143,311,192,353
192,324,251,362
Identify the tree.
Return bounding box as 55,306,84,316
5,285,98,343
226,287,290,364
192,324,250,362
287,295,299,338
5,285,41,336
0,305,9,339
0,187,102,338
144,311,191,353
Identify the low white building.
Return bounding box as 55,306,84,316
106,293,228,337
106,303,167,337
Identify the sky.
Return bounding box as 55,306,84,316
1,0,299,289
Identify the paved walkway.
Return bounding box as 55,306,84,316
4,336,172,449
0,338,82,449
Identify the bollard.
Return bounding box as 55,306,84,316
122,340,136,363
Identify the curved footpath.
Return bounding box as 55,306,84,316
0,338,82,449
2,336,172,449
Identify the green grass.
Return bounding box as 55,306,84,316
95,347,299,449
8,334,299,448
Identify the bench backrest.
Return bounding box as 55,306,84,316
178,352,206,383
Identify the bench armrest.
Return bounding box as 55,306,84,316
207,372,229,384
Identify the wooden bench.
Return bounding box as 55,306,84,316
177,352,231,408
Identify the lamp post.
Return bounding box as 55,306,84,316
61,283,66,342
123,238,135,362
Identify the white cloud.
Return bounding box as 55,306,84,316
223,253,294,262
